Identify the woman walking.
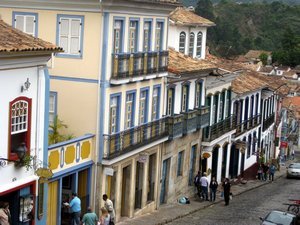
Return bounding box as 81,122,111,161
209,176,218,202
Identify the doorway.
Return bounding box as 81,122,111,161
221,144,228,180
211,146,219,180
160,158,170,204
135,161,144,209
201,157,207,175
121,165,131,217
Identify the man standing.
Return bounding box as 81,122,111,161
269,163,276,182
200,172,209,201
69,193,81,225
194,171,202,198
103,194,115,224
222,178,231,206
82,207,98,225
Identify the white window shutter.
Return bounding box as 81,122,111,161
25,16,35,35
70,37,80,54
60,19,69,52
15,15,24,32
70,19,81,54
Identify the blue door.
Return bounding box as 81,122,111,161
189,145,196,185
160,158,170,204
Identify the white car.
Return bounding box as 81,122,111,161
287,163,300,179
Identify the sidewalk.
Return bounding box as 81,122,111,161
117,163,289,225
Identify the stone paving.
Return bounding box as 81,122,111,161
117,162,291,225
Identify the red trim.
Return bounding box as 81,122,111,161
8,96,32,160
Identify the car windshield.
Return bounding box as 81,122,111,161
289,164,300,169
265,212,294,225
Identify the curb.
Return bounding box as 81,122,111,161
156,171,286,225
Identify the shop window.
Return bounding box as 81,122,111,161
9,97,32,160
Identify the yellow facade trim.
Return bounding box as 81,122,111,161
65,145,75,164
48,150,59,170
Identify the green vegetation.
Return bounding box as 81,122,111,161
48,115,74,145
193,0,300,66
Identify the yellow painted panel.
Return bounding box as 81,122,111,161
47,181,58,225
48,150,59,170
78,169,88,214
65,146,75,164
81,141,91,159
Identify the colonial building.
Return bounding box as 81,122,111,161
0,20,61,225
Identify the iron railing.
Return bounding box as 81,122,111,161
104,117,168,159
235,114,261,136
183,109,198,135
262,114,275,131
196,106,210,129
111,50,168,80
203,115,236,142
168,114,183,139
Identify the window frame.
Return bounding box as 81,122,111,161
155,20,164,51
8,96,32,161
128,18,139,53
177,150,184,177
188,32,195,57
196,31,203,57
109,93,122,134
143,19,152,52
181,82,190,113
179,32,186,54
113,18,125,54
56,14,84,58
195,80,203,108
12,11,38,37
49,92,57,129
125,90,136,129
152,85,161,120
167,86,175,116
139,87,149,124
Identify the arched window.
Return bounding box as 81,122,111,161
196,32,202,57
179,32,186,54
188,32,195,57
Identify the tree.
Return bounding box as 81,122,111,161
195,0,215,21
259,53,268,65
48,115,74,145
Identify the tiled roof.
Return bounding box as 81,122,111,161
244,50,271,59
258,66,274,73
283,70,298,79
168,48,216,74
282,97,300,119
169,7,215,27
0,20,62,53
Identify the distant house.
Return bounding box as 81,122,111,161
257,65,275,75
274,66,291,76
244,50,272,65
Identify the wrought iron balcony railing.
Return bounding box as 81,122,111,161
104,117,169,159
168,114,183,139
203,115,236,142
235,114,261,136
262,114,275,131
196,106,210,129
111,50,168,80
183,109,198,135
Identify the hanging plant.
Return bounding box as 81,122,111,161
14,153,34,171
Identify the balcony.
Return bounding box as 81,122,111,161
168,114,183,139
235,114,261,136
111,50,168,84
183,109,198,135
103,117,169,160
196,106,210,129
203,115,236,142
262,114,275,131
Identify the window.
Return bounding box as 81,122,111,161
13,12,38,37
37,179,45,218
139,89,149,124
212,94,218,124
196,32,202,57
181,85,189,112
110,95,120,134
49,92,57,126
179,32,186,54
219,92,225,121
125,92,135,129
195,81,203,108
167,88,174,116
225,90,231,118
129,20,138,53
177,151,184,176
250,95,254,118
143,21,151,52
57,15,84,57
188,32,195,57
155,22,163,51
9,97,32,160
152,86,160,120
113,20,123,54
247,135,252,158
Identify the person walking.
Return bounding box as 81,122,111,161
102,194,115,224
269,163,276,182
81,206,98,225
257,164,263,181
0,202,11,225
200,172,209,201
292,150,295,160
68,193,81,225
262,163,269,181
194,171,202,198
99,207,110,225
209,176,218,202
222,178,231,206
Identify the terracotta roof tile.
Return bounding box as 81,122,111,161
0,20,62,54
168,48,216,74
169,7,215,27
244,50,271,59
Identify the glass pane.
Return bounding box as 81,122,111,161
70,37,80,54
71,19,81,36
15,15,24,31
60,37,69,52
60,19,69,36
25,16,35,34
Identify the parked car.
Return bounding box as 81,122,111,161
287,163,300,178
260,210,298,225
